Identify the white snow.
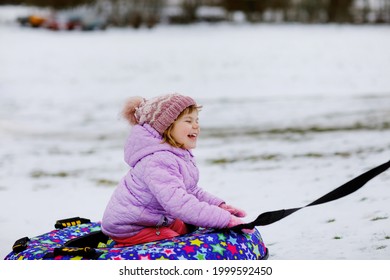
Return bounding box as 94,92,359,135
1,7,390,260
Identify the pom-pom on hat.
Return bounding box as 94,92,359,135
122,93,197,135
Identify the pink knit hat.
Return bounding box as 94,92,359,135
122,93,197,134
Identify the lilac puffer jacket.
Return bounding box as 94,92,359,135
101,124,231,239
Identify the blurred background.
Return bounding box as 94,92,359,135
0,0,389,30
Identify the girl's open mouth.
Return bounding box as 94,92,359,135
188,133,197,139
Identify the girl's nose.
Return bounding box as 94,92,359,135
193,122,199,129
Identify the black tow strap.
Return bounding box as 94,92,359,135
231,159,390,231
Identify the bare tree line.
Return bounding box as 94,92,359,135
1,0,389,25
223,0,390,23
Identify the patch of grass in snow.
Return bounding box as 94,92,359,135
293,151,352,159
385,236,390,240
30,170,76,178
376,245,387,250
326,219,336,223
206,152,308,165
93,178,117,187
208,153,282,165
208,150,354,165
295,152,324,158
97,135,109,141
209,158,232,165
202,122,390,139
333,236,342,240
80,149,96,155
208,146,385,165
371,216,388,222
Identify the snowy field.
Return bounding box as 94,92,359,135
1,7,390,260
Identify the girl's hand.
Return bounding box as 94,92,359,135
220,203,247,217
227,215,255,234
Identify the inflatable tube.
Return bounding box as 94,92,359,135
5,218,268,260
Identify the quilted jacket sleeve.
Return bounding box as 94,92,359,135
142,154,231,229
189,186,225,206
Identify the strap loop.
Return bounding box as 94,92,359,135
55,217,91,229
12,237,30,253
43,247,103,260
231,160,390,231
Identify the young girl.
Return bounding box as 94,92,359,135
102,93,252,246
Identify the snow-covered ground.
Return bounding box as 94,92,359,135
1,7,390,260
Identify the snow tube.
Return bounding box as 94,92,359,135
5,217,268,260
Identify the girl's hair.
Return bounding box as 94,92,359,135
162,105,201,148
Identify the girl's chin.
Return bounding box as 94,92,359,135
183,143,197,150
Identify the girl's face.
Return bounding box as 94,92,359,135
171,110,200,150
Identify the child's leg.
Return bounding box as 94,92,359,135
113,219,189,247
168,219,189,235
